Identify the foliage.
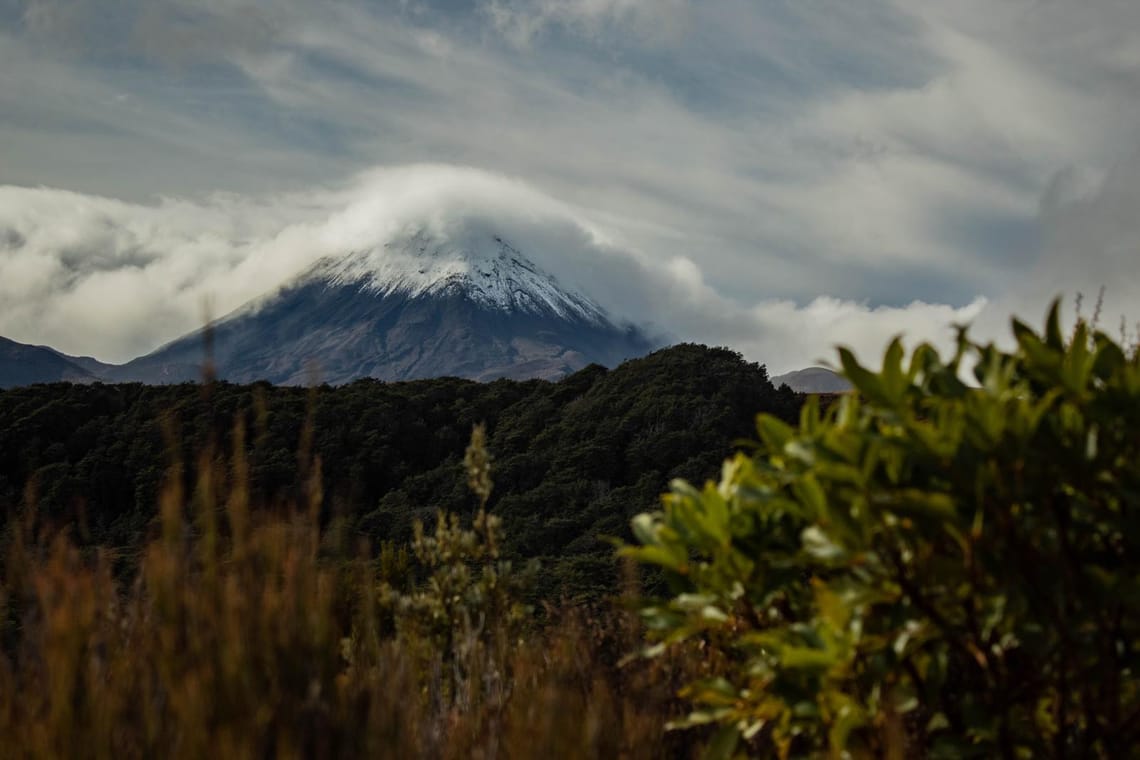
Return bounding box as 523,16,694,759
380,425,536,709
0,344,800,599
0,424,700,758
624,303,1140,758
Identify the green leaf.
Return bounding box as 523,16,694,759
1044,298,1065,349
801,525,845,562
756,414,795,452
631,512,661,546
827,694,867,753
673,593,719,610
882,336,907,398
839,347,888,404
792,474,827,518
778,645,836,671
698,483,732,544
871,489,957,522
703,725,741,760
668,708,731,730
622,544,686,573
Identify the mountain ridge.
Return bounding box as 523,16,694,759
0,228,658,387
771,366,852,393
0,336,104,389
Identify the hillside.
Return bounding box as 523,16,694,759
0,344,800,597
0,336,101,388
771,366,852,393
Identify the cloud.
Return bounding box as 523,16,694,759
0,165,992,373
13,0,280,64
481,0,688,47
973,145,1140,345
1,0,1138,369
0,168,610,361
0,0,1044,306
0,184,308,361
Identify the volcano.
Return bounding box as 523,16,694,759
101,228,658,385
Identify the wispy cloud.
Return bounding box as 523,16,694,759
0,0,1137,368
480,0,689,47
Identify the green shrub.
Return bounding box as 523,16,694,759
624,303,1140,758
379,424,536,710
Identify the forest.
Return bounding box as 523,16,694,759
0,344,800,599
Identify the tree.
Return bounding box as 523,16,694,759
624,303,1140,758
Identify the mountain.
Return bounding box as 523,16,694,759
771,366,852,393
45,349,116,377
0,336,102,388
107,229,658,385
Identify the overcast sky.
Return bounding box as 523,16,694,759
1,0,1138,371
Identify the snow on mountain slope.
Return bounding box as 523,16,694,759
107,227,658,385
301,228,609,324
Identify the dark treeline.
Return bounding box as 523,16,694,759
0,344,800,598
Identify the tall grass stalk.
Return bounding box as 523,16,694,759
0,422,699,758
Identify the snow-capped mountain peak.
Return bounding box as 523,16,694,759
304,229,609,324
95,224,657,386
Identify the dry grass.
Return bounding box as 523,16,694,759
0,421,704,759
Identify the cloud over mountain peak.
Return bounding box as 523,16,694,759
0,164,995,373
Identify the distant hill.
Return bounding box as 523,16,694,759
771,366,852,393
0,336,104,388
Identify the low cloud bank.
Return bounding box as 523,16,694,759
1,162,1128,372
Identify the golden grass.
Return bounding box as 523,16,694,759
0,420,702,759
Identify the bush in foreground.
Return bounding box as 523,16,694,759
625,303,1140,758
